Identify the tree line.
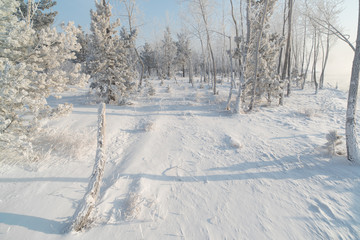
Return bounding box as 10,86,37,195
1,0,360,162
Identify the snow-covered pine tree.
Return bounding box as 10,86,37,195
245,0,281,109
88,0,135,104
162,27,176,79
74,26,89,65
120,26,139,80
16,0,57,30
0,0,88,161
175,32,191,78
140,42,156,77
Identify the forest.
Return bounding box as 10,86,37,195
1,0,360,239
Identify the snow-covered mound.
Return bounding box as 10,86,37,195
1,78,359,239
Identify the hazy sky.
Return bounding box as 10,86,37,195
53,0,358,90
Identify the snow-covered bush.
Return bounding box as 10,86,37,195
122,192,142,221
226,135,242,149
166,85,172,93
138,118,155,132
144,121,154,132
325,130,344,156
32,128,96,161
147,83,156,96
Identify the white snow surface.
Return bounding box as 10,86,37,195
1,78,360,239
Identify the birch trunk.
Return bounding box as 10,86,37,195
319,28,330,89
346,1,360,162
198,0,217,94
226,0,238,111
235,0,250,113
283,0,293,97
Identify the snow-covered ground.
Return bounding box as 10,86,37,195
1,78,360,239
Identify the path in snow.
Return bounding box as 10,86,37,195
90,80,360,239
1,79,360,240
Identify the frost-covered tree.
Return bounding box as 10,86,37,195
346,1,360,162
16,0,57,30
0,0,88,160
140,42,156,77
74,26,89,65
161,27,176,79
175,32,192,78
246,0,280,110
114,0,145,88
88,0,135,104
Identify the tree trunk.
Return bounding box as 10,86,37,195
134,48,144,88
277,0,287,75
283,0,293,97
70,103,106,232
300,10,307,81
319,28,330,89
312,29,320,94
188,58,194,87
27,0,32,26
226,37,234,110
198,0,217,94
346,1,360,162
234,0,250,113
301,42,313,90
227,0,239,111
249,0,269,111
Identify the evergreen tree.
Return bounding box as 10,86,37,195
245,0,281,109
74,26,89,65
88,0,135,104
162,27,176,79
175,32,191,78
16,0,57,30
1,0,88,160
140,42,156,77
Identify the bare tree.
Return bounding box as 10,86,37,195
311,27,320,94
303,0,344,90
187,0,218,94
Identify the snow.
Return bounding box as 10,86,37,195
1,78,360,239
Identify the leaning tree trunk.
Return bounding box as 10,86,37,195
70,103,106,232
346,1,360,162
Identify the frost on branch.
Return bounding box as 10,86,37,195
70,103,106,232
0,2,89,162
87,1,135,105
325,130,345,156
